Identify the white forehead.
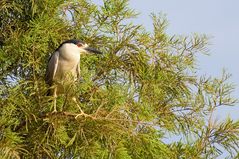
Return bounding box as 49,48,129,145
62,43,78,48
63,43,88,48
60,43,79,53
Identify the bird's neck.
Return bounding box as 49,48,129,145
59,44,80,62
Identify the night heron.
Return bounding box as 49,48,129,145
45,39,102,112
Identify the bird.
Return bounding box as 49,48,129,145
45,39,102,112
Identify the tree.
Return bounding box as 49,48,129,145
0,0,238,158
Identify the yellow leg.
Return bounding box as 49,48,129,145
53,87,57,112
72,97,83,113
72,97,89,118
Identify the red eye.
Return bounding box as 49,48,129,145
77,43,83,47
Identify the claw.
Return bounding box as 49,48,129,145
72,97,89,119
75,111,90,119
52,109,57,113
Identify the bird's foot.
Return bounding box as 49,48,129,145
75,109,88,119
72,97,94,119
52,109,57,113
75,113,84,119
75,111,95,119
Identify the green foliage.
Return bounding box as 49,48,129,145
0,0,238,158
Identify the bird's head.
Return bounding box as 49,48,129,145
59,39,102,55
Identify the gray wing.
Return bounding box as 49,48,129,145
45,51,59,86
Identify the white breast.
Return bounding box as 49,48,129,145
55,43,80,80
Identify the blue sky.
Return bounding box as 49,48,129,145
90,1,238,156
124,2,239,157
92,0,239,120
127,0,239,120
